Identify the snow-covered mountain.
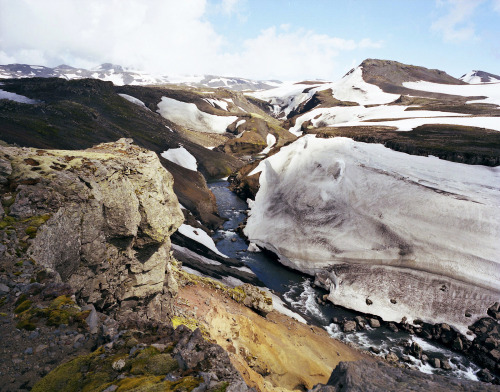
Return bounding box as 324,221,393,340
460,70,500,84
0,63,282,91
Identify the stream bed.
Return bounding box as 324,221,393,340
207,179,481,381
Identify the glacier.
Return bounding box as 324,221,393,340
244,135,500,333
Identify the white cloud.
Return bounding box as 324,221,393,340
217,0,242,15
222,26,383,80
0,0,223,74
431,0,484,42
0,0,382,80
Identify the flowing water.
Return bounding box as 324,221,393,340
207,179,481,381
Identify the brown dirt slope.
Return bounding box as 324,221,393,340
175,280,368,392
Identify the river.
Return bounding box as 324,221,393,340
207,179,481,381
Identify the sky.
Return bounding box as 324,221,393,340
0,0,499,81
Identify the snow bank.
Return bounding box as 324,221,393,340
289,104,468,136
330,115,500,132
328,67,399,105
118,93,148,109
245,135,500,332
260,133,277,154
177,224,227,258
203,98,230,110
157,96,237,133
161,147,197,171
403,80,500,106
248,81,323,118
0,88,40,104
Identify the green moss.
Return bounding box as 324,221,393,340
0,216,17,229
116,376,164,391
25,226,38,238
210,382,229,392
31,348,103,392
14,299,32,314
16,319,36,330
0,312,8,317
2,196,16,208
25,214,51,226
129,348,178,376
15,261,24,267
229,286,246,303
0,296,6,307
47,309,71,326
15,294,28,305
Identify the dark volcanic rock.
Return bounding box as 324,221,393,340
309,360,500,392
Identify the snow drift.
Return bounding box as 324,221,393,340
244,135,500,332
156,96,237,134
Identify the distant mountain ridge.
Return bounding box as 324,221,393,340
0,62,282,91
460,70,500,84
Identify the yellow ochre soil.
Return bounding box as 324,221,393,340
176,283,370,392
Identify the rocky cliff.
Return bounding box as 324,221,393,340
2,138,183,322
0,139,255,391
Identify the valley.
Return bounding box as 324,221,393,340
0,58,499,391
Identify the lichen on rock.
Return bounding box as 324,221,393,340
1,138,184,323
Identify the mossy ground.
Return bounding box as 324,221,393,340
15,295,90,330
31,344,201,392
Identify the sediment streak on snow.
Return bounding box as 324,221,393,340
245,135,500,332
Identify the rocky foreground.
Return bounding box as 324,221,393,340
0,139,498,391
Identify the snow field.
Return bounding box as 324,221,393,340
245,135,500,331
177,224,227,258
118,93,148,109
403,80,500,106
157,96,237,133
0,88,40,104
161,147,197,171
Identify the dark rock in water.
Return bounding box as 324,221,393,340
410,342,423,359
309,360,500,392
441,359,452,370
452,337,463,351
342,320,357,333
385,352,398,363
490,349,500,361
431,357,441,368
485,336,499,349
368,318,380,328
370,346,381,354
354,316,366,329
478,368,496,383
387,322,399,333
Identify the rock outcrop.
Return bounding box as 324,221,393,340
2,138,184,322
310,360,500,392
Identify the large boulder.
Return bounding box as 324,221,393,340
309,360,500,392
1,139,184,322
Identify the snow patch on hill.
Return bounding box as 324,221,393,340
327,66,399,105
289,104,468,136
118,93,148,109
0,88,40,104
177,224,227,258
156,96,237,133
403,80,500,106
161,147,197,171
460,71,500,84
